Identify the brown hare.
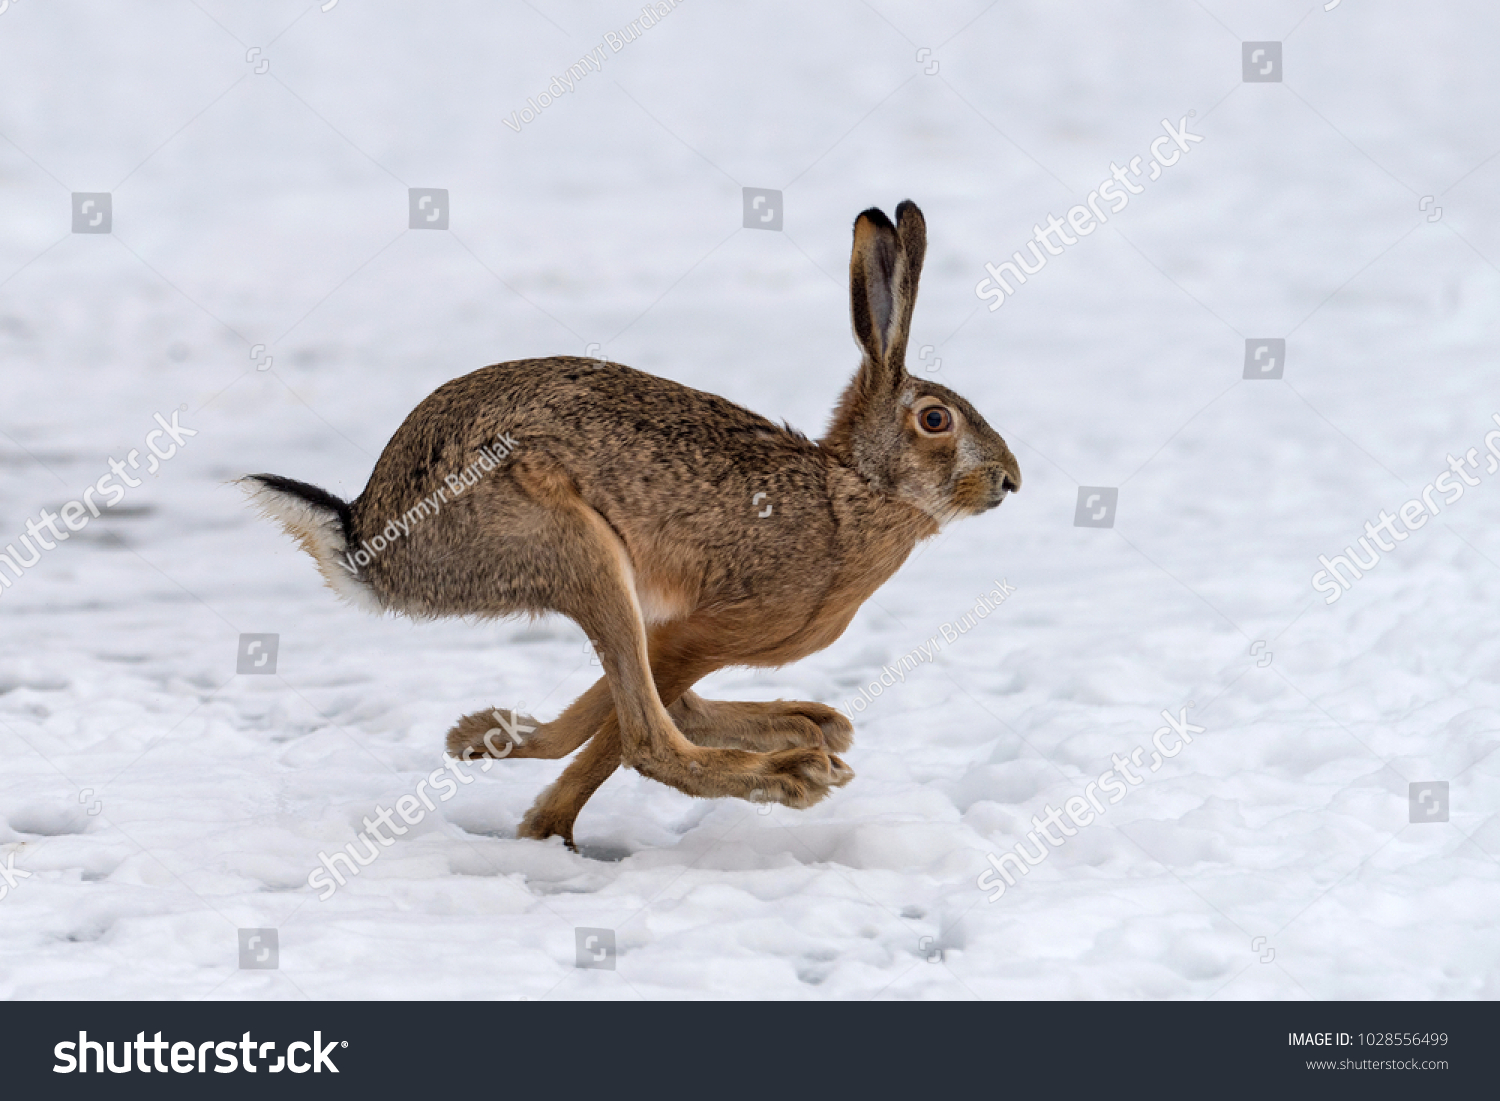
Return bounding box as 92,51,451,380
243,200,1020,848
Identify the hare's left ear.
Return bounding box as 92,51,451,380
849,200,926,392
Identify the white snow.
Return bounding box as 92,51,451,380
1,0,1498,999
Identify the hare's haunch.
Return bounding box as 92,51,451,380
243,201,1020,848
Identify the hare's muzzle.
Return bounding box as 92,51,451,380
962,459,1021,513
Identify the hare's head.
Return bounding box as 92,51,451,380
822,201,1021,525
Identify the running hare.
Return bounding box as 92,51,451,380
244,200,1020,847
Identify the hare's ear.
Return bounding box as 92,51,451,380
849,200,926,391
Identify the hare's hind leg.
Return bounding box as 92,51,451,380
516,724,621,846
513,669,704,846
669,692,854,753
515,465,852,812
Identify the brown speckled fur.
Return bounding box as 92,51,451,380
244,201,1020,848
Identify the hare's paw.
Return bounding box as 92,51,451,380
793,703,854,754
671,696,855,753
748,747,855,809
445,707,540,761
630,743,853,808
517,800,578,849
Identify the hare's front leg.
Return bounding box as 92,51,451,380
445,678,614,762
668,691,854,753
447,685,852,762
513,690,854,847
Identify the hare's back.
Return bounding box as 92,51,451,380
358,358,839,612
425,357,829,494
364,356,827,504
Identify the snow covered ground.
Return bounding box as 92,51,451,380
2,0,1499,999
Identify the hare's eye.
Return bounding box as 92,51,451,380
919,406,952,433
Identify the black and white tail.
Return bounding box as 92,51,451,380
239,474,383,613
